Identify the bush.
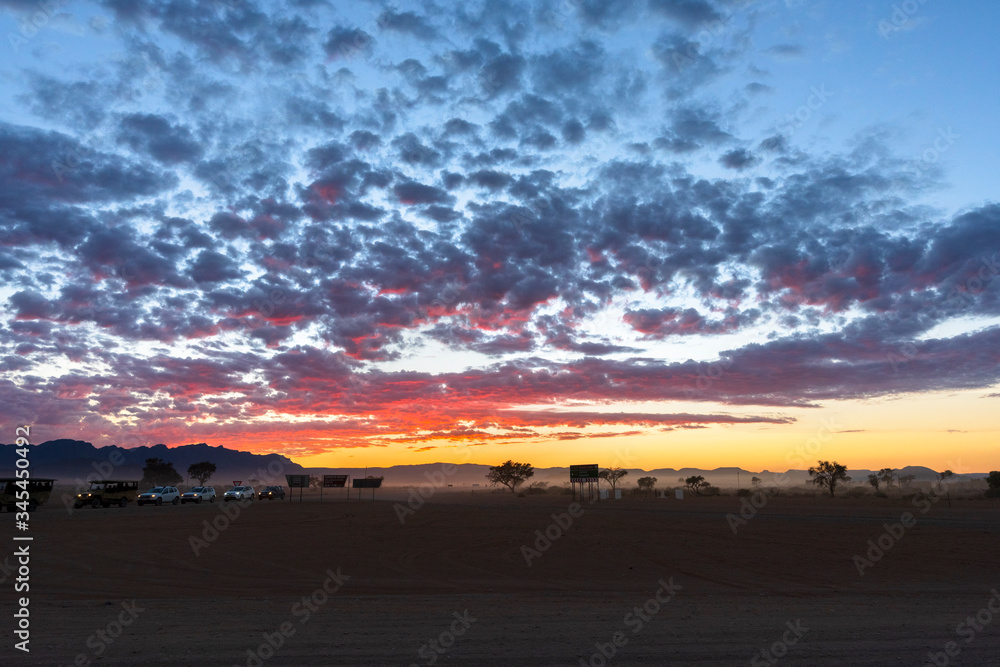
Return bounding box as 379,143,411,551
845,486,869,498
735,488,752,497
985,487,1000,498
874,491,888,498
703,485,721,496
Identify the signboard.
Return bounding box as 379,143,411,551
285,474,310,488
352,477,383,489
569,464,599,483
233,480,242,486
323,475,348,488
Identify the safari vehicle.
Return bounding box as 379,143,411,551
180,486,216,504
0,478,56,512
137,486,180,506
74,480,139,508
224,485,255,501
258,485,285,500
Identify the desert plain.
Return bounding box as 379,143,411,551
2,488,999,666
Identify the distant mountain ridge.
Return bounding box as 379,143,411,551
1,440,986,489
0,439,304,486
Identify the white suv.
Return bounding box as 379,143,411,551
137,486,180,506
223,485,255,502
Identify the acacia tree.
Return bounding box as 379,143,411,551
751,476,762,489
188,461,216,485
636,476,657,496
808,460,851,497
986,471,1000,497
867,473,882,492
599,467,629,491
684,475,710,494
141,458,182,488
486,460,534,494
937,469,954,507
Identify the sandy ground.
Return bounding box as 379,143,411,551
2,490,999,666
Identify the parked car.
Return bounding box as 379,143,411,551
180,486,216,504
258,485,285,500
73,480,138,509
0,478,56,512
137,486,180,506
223,485,255,501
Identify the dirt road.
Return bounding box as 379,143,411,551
2,493,998,665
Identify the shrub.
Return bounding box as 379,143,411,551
736,488,752,497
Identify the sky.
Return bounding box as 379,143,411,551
1,0,998,473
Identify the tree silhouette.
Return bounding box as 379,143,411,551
878,468,896,490
486,460,534,494
636,476,657,496
599,467,628,491
141,457,182,488
807,460,851,497
187,461,216,485
937,469,954,508
684,475,710,494
867,473,881,492
751,476,762,489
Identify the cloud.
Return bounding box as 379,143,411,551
0,0,997,457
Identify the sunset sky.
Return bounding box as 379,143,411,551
1,0,998,473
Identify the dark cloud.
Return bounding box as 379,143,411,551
719,148,760,170
394,181,455,205
188,250,245,284
324,25,373,59
376,9,439,40
647,0,722,27
118,113,203,164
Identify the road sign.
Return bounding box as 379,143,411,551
323,475,348,488
352,476,382,501
285,474,310,488
233,480,242,486
569,464,599,482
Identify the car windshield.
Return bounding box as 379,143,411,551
191,487,204,493
148,487,164,493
